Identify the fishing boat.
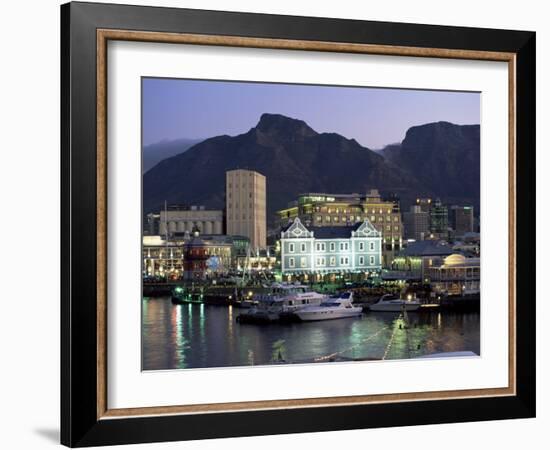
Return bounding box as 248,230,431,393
369,294,421,312
294,292,362,322
237,283,327,323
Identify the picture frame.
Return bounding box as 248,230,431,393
61,1,536,447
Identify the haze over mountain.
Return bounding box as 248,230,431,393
143,137,203,172
143,114,480,225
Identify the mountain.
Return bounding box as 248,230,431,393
379,121,480,210
143,115,480,226
142,138,203,172
143,113,425,223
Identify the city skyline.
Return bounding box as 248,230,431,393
142,78,480,149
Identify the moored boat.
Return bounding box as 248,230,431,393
369,294,421,312
237,283,328,323
294,292,362,322
171,286,204,304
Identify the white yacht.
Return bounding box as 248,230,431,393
369,294,421,312
237,283,328,323
294,292,363,322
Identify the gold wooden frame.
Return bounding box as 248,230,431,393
96,29,516,420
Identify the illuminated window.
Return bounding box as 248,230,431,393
326,216,331,223
330,256,336,266
333,216,339,223
300,257,307,268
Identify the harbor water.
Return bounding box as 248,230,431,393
142,297,480,371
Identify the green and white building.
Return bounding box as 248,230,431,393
280,218,382,277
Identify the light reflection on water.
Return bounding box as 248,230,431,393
142,297,480,371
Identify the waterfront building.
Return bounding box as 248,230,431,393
450,205,474,237
158,204,223,236
276,189,402,266
429,198,449,239
390,240,454,281
142,235,185,279
280,217,382,280
143,232,238,279
403,205,430,240
428,253,480,295
239,247,278,273
226,169,267,250
183,231,210,280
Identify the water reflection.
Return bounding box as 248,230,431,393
142,297,480,371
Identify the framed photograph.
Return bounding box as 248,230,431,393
61,1,535,447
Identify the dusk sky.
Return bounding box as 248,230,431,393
142,78,480,149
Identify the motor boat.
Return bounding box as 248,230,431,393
237,283,327,323
294,292,362,322
369,294,421,312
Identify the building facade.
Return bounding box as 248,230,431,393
158,205,223,236
390,240,454,281
429,198,449,239
450,205,474,237
143,233,236,279
226,169,267,250
428,253,480,295
280,218,382,277
403,205,430,240
276,189,402,266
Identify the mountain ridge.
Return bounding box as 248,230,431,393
143,114,480,225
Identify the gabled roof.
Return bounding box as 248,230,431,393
282,217,380,239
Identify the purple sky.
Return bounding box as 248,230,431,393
142,78,480,149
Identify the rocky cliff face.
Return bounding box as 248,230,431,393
380,121,480,209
